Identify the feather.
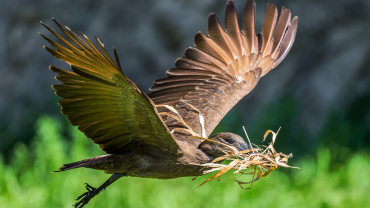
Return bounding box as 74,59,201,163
242,0,256,54
271,7,292,59
225,0,242,57
261,3,278,54
273,16,298,68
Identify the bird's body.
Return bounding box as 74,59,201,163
61,147,207,179
40,0,297,207
59,132,247,179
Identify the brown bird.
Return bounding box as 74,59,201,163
40,0,297,207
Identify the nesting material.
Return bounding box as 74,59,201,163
196,128,300,189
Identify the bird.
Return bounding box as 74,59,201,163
40,0,297,207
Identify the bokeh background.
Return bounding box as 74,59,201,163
1,0,369,207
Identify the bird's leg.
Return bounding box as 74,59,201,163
74,173,126,208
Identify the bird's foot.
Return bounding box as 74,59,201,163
72,174,126,207
74,183,97,208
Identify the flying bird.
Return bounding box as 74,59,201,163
40,0,297,207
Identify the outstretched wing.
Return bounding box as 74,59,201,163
149,0,298,141
41,19,180,155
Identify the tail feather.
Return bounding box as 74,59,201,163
57,154,114,172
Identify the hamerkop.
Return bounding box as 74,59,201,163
40,0,297,207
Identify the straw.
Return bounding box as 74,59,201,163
196,128,300,189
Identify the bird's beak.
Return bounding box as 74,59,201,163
238,142,251,151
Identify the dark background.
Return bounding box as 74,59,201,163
1,0,369,163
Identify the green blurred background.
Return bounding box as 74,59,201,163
1,0,369,207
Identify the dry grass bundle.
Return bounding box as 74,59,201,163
196,128,300,189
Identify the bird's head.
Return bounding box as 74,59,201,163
198,132,251,159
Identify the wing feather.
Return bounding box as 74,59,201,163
273,16,298,68
41,20,180,155
225,0,243,57
149,0,297,144
261,4,278,54
242,0,257,54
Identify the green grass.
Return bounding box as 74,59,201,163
0,116,369,208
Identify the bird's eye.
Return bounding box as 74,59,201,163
227,138,235,144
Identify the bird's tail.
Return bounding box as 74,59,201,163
54,154,115,172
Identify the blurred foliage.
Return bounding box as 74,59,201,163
0,116,369,208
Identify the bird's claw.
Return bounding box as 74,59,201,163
84,183,96,193
74,183,97,208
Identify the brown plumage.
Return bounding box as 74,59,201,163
40,0,297,207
